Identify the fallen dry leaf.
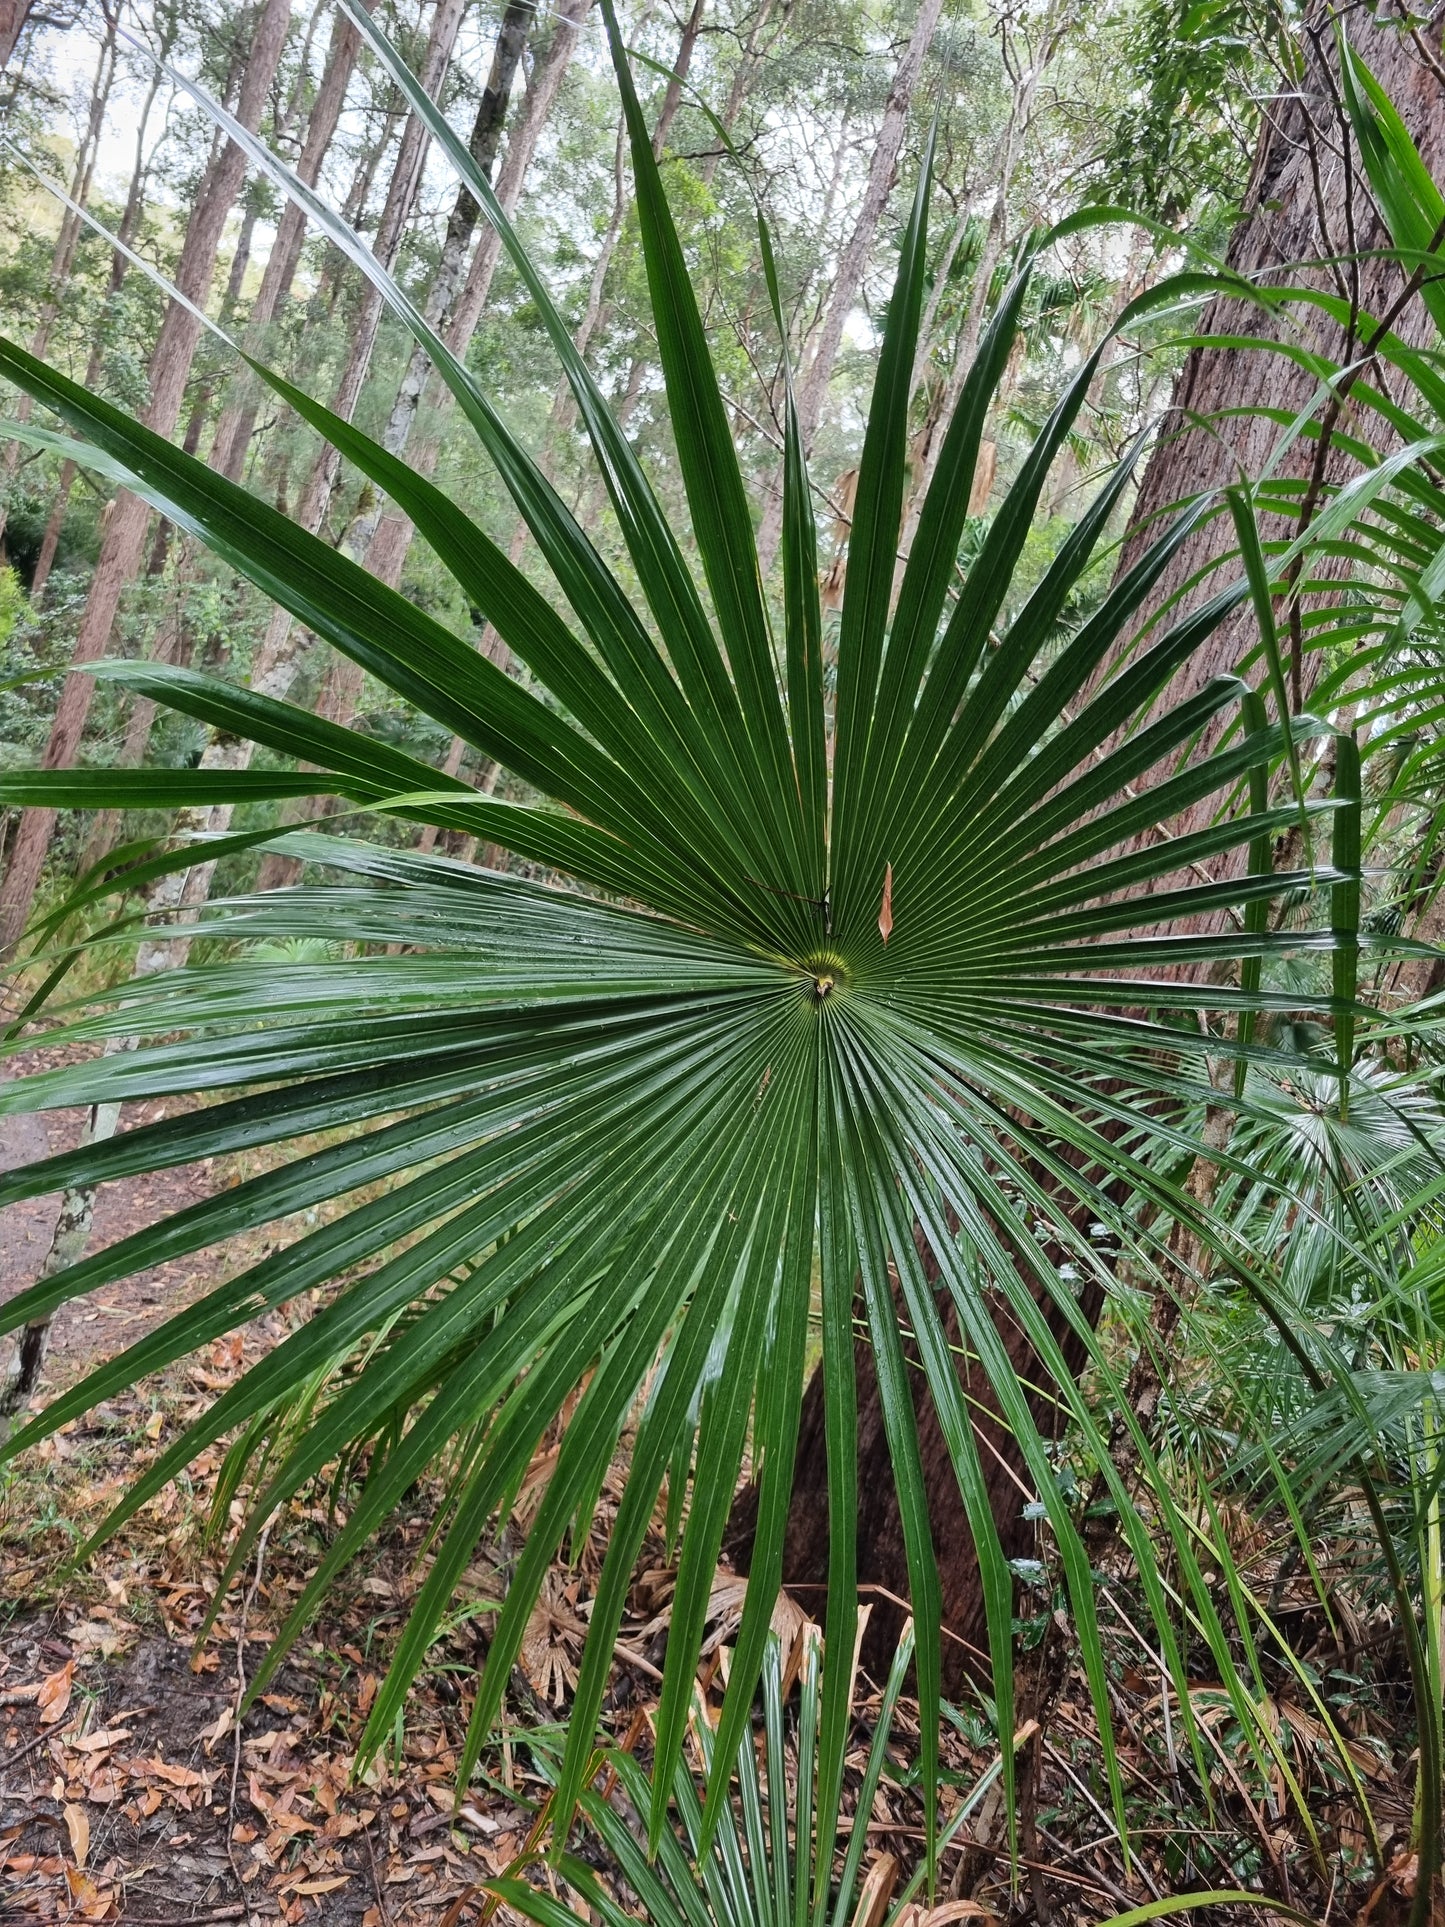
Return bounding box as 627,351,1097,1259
64,1801,89,1868
70,1726,131,1754
200,1704,234,1752
64,1864,114,1919
141,1755,207,1787
287,1874,352,1896
37,1661,74,1725
878,862,893,944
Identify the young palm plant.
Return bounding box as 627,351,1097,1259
493,1621,990,1927
0,0,1354,1869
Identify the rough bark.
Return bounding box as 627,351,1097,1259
1112,13,1445,851
0,0,295,958
0,0,32,69
755,0,946,574
727,1183,1111,1696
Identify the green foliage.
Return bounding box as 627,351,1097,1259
1090,0,1284,234
9,9,1443,1911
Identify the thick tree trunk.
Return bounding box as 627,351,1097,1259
1112,13,1445,847
0,0,295,959
727,1196,1109,1696
0,0,32,69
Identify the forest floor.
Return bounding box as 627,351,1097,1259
0,1054,1420,1926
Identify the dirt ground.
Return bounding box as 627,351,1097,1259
0,1048,220,1386
0,1055,556,1924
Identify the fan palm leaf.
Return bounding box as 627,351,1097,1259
0,0,1357,1859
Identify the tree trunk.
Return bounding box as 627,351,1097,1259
0,0,295,959
209,0,376,482
343,0,535,557
696,0,775,188
727,1192,1110,1697
0,0,32,69
1111,12,1445,850
354,0,591,598
0,5,117,552
28,43,168,606
755,0,946,575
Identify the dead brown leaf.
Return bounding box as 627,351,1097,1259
63,1801,89,1868
37,1660,74,1724
64,1864,115,1919
878,863,893,944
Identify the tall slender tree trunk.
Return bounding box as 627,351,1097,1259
28,46,170,607
0,0,295,959
227,0,467,792
755,0,946,575
209,0,376,481
362,0,535,500
696,0,774,188
352,0,591,601
0,5,117,553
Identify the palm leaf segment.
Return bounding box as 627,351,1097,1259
0,0,1335,1856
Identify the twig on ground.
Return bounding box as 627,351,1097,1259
225,1520,271,1903
113,1911,247,1925
0,1726,54,1773
364,1811,395,1927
